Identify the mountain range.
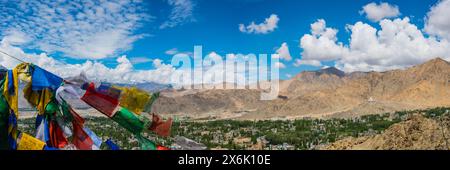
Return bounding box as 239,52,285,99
10,58,450,120
151,58,450,120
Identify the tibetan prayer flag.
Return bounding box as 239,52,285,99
44,146,59,150
60,99,85,125
30,64,63,91
111,107,145,135
35,116,49,143
157,145,170,150
105,139,120,150
49,121,68,148
0,91,9,149
56,85,80,104
136,134,156,150
23,84,54,115
2,63,29,118
116,86,150,115
97,83,121,100
149,114,173,137
70,107,85,125
83,127,102,150
81,83,119,117
71,121,94,150
17,133,46,150
8,113,18,150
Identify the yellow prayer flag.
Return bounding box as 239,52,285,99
2,63,30,118
17,133,46,150
116,86,151,115
23,83,54,115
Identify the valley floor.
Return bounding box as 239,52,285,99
16,107,450,150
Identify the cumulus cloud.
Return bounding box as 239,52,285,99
0,39,175,84
300,19,347,61
239,14,279,34
0,0,148,59
275,42,292,61
360,2,400,22
299,17,450,72
160,0,195,29
425,0,450,40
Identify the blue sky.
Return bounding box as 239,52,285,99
127,0,440,78
1,0,449,83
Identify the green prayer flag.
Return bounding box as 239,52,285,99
136,134,156,150
0,79,10,149
111,107,146,135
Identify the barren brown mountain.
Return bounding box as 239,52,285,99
151,58,450,120
321,114,450,150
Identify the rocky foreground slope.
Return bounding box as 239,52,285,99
321,114,450,150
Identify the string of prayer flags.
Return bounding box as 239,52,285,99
0,62,174,150
149,114,173,137
81,83,119,117
17,132,46,150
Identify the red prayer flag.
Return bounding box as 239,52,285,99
81,83,119,117
72,121,94,150
148,114,173,137
157,145,170,150
49,121,69,148
69,107,85,125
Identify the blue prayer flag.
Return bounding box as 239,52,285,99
31,65,63,91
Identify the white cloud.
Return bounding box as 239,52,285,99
0,0,148,59
425,0,450,41
0,39,175,84
160,0,195,29
293,59,322,67
239,14,279,34
153,58,163,68
0,30,31,46
360,2,400,22
300,19,347,61
275,42,292,61
299,17,450,72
